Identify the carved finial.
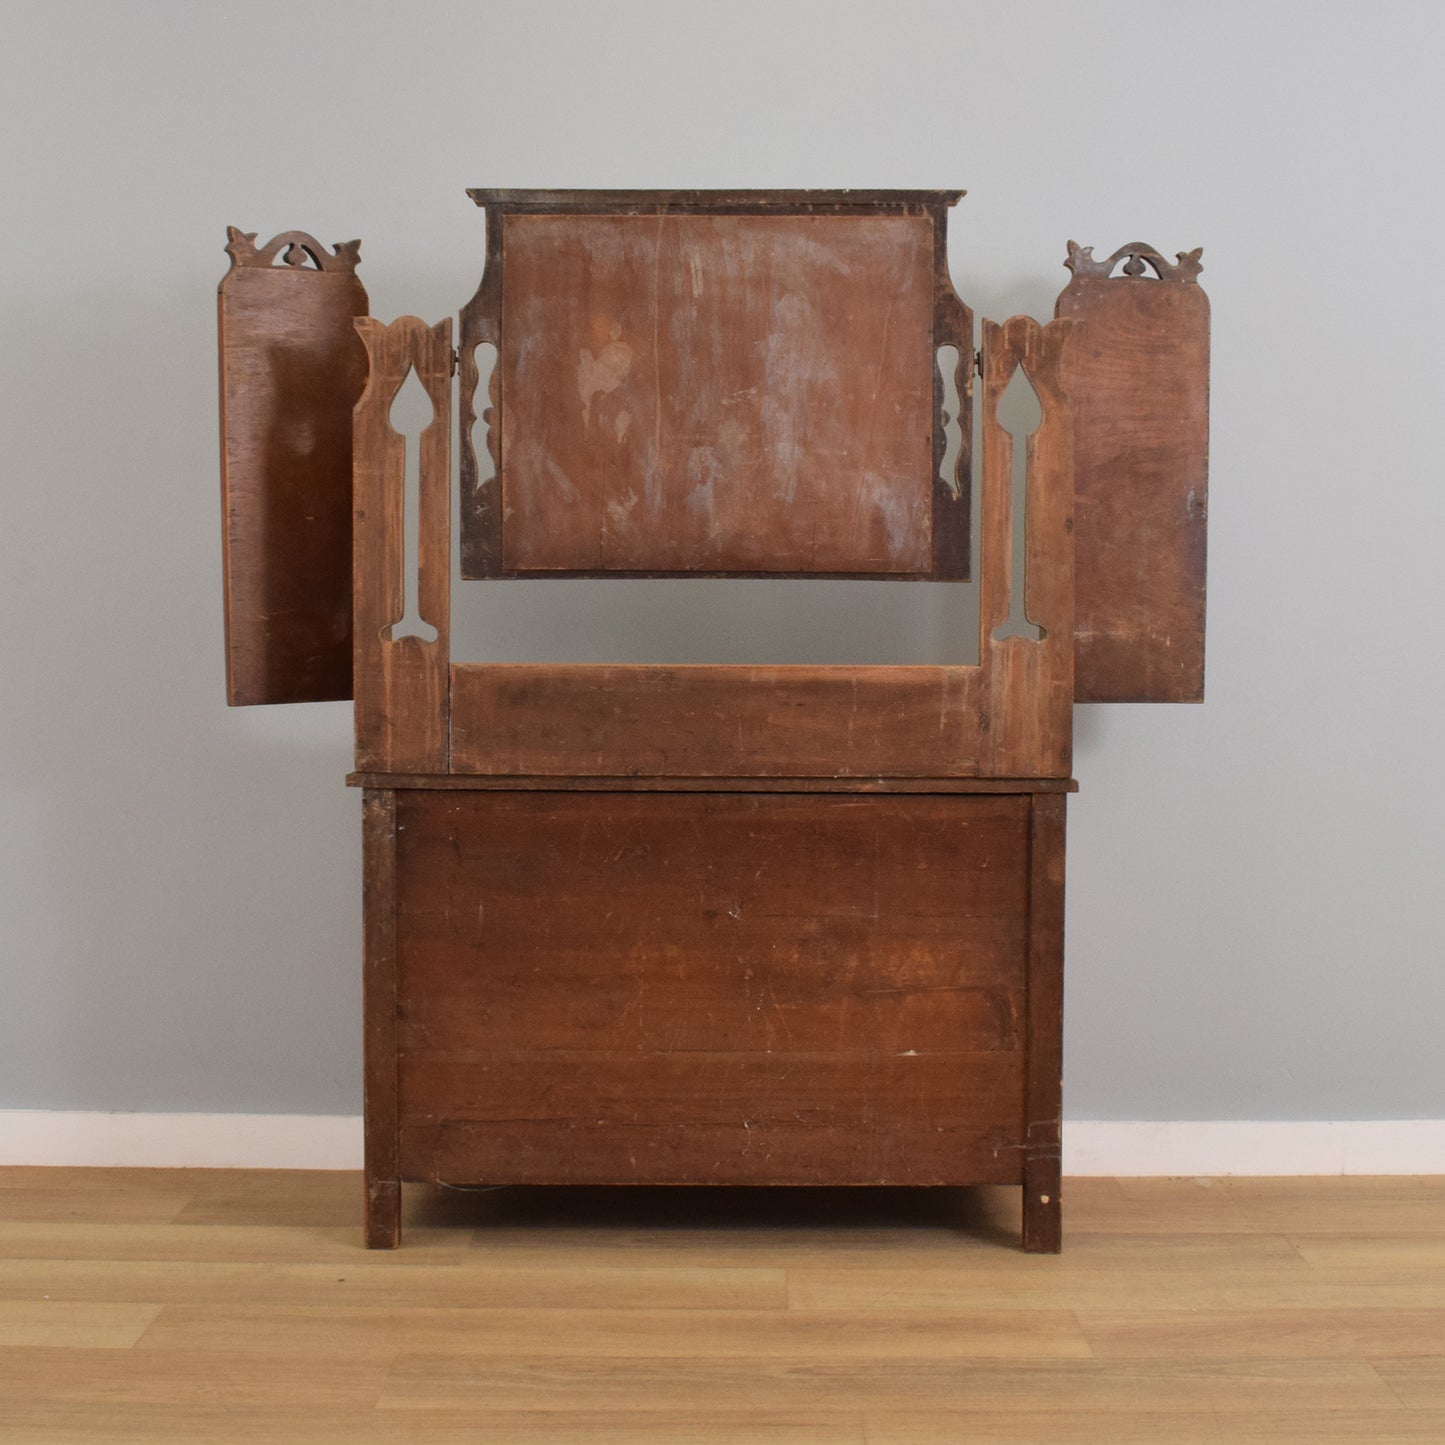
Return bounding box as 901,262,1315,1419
1064,241,1203,284
223,228,362,274
1173,247,1204,281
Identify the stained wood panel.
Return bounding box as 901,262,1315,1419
391,790,1031,1187
1023,792,1066,1253
498,213,937,576
217,228,367,705
361,790,399,1249
1055,242,1209,703
351,316,452,772
398,1057,1026,1188
448,663,984,777
977,315,1076,778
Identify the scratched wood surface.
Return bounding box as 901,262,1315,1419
347,773,1077,794
4,1169,1443,1442
1023,793,1066,1252
1055,242,1209,703
497,213,937,576
351,316,452,772
444,317,1077,782
977,315,1076,778
448,663,986,777
388,790,1031,1194
361,790,400,1250
217,228,367,705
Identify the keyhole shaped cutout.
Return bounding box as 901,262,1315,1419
383,366,439,644
991,363,1045,643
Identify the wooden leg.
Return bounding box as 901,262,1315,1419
362,789,402,1249
365,1178,401,1249
1022,792,1066,1254
1023,1153,1062,1253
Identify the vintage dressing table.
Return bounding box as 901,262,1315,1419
218,189,1209,1250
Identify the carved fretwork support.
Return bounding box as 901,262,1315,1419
352,316,453,772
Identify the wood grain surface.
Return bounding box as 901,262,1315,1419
447,663,988,778
460,191,973,580
1,1168,1441,1442
217,228,367,705
498,213,937,576
1055,242,1209,703
390,789,1031,1190
977,315,1075,778
351,316,452,772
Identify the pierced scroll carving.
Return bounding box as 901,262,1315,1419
1064,240,1202,284
224,226,362,273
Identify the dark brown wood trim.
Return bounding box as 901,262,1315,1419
931,201,973,580
467,188,965,212
362,789,401,1248
352,315,453,771
458,206,504,579
347,772,1079,794
1022,791,1066,1253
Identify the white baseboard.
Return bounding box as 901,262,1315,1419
0,1111,363,1170
1065,1120,1445,1176
0,1111,1441,1175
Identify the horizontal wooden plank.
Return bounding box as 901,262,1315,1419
449,664,996,776
396,800,1025,1052
349,773,1078,793
400,1097,1024,1189
377,1354,1397,1415
470,189,964,211
401,984,1022,1059
134,1302,1086,1361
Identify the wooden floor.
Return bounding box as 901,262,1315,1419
0,1170,1442,1441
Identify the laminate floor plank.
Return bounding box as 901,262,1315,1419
1294,1235,1445,1269
131,1302,1090,1361
0,1346,388,1407
1078,1307,1445,1360
864,1408,1445,1444
0,1299,159,1348
374,1354,1400,1414
0,1221,469,1265
0,1186,192,1226
0,1258,785,1312
788,1266,1445,1312
0,1404,868,1445
1373,1355,1445,1408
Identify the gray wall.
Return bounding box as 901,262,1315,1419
3,0,1441,1121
